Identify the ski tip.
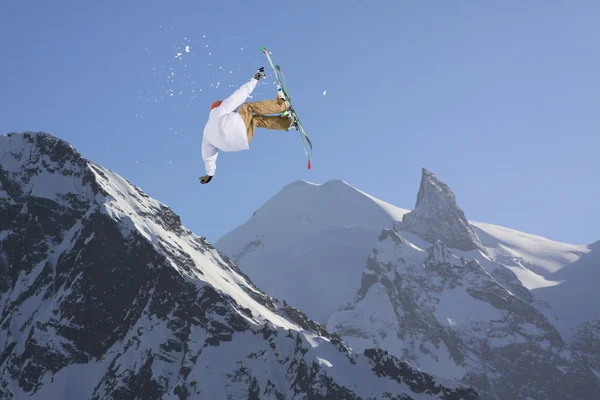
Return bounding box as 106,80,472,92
307,160,311,170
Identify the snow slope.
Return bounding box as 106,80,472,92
471,221,598,339
0,132,476,399
533,241,600,340
472,221,590,287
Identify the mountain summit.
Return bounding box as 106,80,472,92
0,132,476,399
395,168,483,251
215,179,409,323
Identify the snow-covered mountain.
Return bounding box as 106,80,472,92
216,179,410,323
216,168,600,399
216,170,597,331
0,132,478,399
327,229,599,399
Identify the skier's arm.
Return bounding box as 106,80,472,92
218,77,258,113
218,68,264,113
202,135,218,176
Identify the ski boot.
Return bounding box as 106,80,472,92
277,87,291,107
282,108,299,131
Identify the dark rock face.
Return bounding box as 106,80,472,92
0,132,476,399
364,348,478,400
571,319,600,373
396,168,483,251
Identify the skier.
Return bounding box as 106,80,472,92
199,67,295,184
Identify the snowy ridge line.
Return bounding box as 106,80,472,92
87,161,302,332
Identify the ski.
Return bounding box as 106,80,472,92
260,46,313,170
275,64,313,151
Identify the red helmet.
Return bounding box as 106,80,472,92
210,100,222,110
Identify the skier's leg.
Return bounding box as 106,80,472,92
253,115,292,130
246,115,292,143
238,103,253,129
239,98,287,116
246,121,257,143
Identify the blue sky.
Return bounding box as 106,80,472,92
1,0,598,244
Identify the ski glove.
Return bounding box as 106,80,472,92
254,67,265,80
199,175,213,184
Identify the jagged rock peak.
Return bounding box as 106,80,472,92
395,168,483,251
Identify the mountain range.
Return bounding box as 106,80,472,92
2,131,598,399
216,168,600,399
0,131,477,399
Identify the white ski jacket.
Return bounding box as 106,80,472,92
201,77,258,176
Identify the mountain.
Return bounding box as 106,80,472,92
216,171,597,333
327,229,599,399
216,168,600,399
326,170,600,399
0,132,478,399
215,179,410,324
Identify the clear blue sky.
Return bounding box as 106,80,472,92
1,0,598,245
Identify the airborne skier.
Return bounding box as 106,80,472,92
199,67,296,184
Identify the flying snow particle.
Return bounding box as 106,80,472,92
185,45,190,52
323,90,327,95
